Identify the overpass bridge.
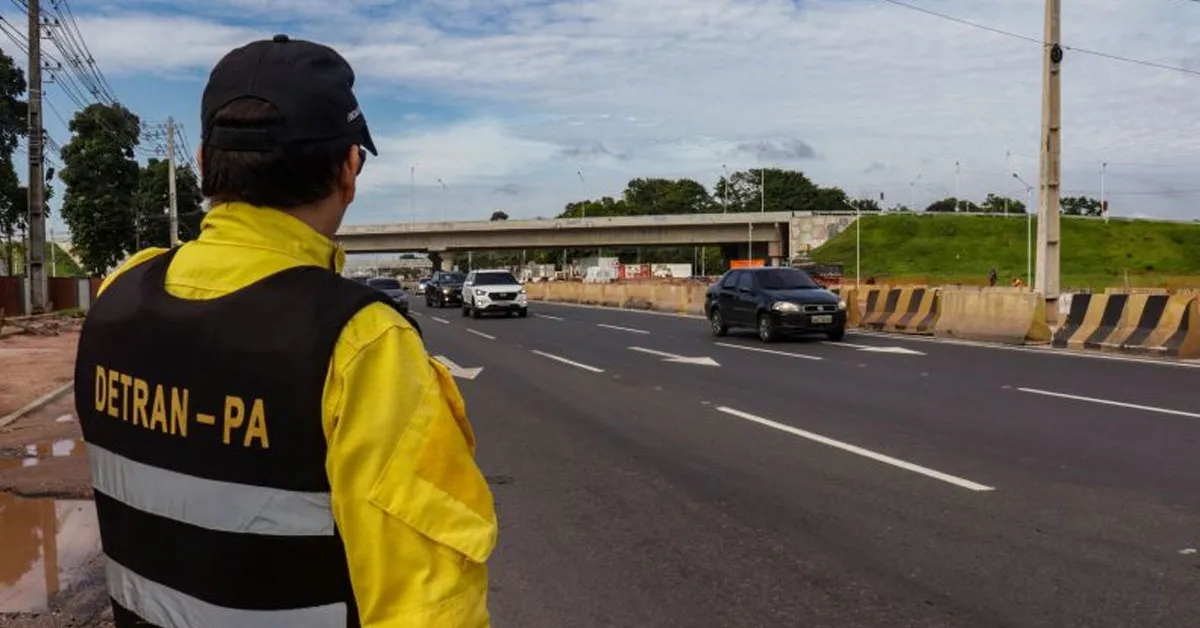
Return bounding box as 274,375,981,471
337,211,858,271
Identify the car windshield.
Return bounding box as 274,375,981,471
473,272,519,286
368,278,402,290
756,269,820,290
439,273,467,284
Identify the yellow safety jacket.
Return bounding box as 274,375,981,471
98,202,497,627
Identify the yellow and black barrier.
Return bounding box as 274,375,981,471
1052,292,1200,358
857,286,939,334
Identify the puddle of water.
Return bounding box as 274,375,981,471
0,438,85,471
0,493,100,612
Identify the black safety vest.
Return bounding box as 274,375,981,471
75,248,416,628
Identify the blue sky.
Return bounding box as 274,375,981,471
2,0,1199,238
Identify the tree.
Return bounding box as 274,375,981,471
979,193,1026,215
133,159,203,249
490,210,509,221
0,47,26,275
559,196,628,219
60,103,142,275
621,178,714,215
1060,195,1102,217
924,197,979,213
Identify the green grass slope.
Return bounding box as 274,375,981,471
811,213,1200,290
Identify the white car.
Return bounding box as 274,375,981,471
462,269,528,318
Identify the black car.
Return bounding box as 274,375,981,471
365,277,410,313
705,267,846,343
425,271,467,308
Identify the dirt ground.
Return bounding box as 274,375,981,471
0,318,111,627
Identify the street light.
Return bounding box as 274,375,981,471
842,200,861,290
410,164,418,220
1013,172,1034,287
722,164,731,214
436,178,447,221
576,170,586,218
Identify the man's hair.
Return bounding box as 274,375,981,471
202,98,352,210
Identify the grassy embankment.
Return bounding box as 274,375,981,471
0,242,84,277
811,213,1200,291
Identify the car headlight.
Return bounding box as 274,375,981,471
519,288,527,294
475,289,487,296
838,299,847,311
443,287,451,293
772,301,801,313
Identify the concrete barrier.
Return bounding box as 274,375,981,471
1052,293,1200,358
934,289,1051,344
858,286,939,334
528,281,709,316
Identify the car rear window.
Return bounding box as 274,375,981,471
368,278,402,290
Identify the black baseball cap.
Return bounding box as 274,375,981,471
201,34,377,156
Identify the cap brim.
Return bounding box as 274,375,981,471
361,124,378,156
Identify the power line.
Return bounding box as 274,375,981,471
876,0,1200,77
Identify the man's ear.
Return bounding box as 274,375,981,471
341,145,359,205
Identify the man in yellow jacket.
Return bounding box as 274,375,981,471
75,35,496,628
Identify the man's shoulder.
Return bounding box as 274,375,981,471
338,294,421,354
97,248,171,296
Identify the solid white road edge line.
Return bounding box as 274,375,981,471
597,323,651,335
715,406,995,492
714,342,823,361
467,329,496,340
1016,387,1200,419
432,317,450,324
531,350,605,373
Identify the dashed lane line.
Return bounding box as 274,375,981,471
467,329,497,340
432,317,450,324
715,406,995,492
714,342,823,361
1016,387,1200,419
597,323,651,335
531,350,605,373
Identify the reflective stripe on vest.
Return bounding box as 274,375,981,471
106,558,347,628
88,443,334,536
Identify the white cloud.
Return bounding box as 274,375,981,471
36,0,1200,220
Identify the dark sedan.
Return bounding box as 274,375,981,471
425,272,466,308
365,277,410,313
705,267,846,343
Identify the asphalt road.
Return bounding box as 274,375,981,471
413,298,1200,628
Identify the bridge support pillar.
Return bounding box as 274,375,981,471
439,252,457,272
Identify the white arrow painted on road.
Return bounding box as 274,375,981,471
629,346,720,367
821,341,925,356
433,355,484,380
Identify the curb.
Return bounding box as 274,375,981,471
0,381,75,431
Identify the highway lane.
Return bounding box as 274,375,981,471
414,302,1200,627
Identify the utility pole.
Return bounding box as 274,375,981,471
26,0,47,312
954,161,961,212
1100,162,1108,223
166,117,179,247
760,168,765,213
1035,0,1063,312
577,170,585,218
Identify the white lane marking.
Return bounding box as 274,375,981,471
431,317,450,324
715,407,995,492
535,313,563,321
714,342,823,361
1016,388,1200,419
821,341,873,349
628,346,720,367
433,356,484,380
410,311,424,317
597,323,650,335
531,350,605,373
466,329,496,340
852,330,1200,370
530,300,705,320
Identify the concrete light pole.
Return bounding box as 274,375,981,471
1035,0,1063,308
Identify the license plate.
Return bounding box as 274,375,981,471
811,314,833,324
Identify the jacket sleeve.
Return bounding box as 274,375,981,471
323,303,497,628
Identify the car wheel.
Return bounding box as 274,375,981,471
518,308,528,318
461,304,471,317
709,308,728,337
826,327,846,342
758,313,777,343
471,306,481,319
